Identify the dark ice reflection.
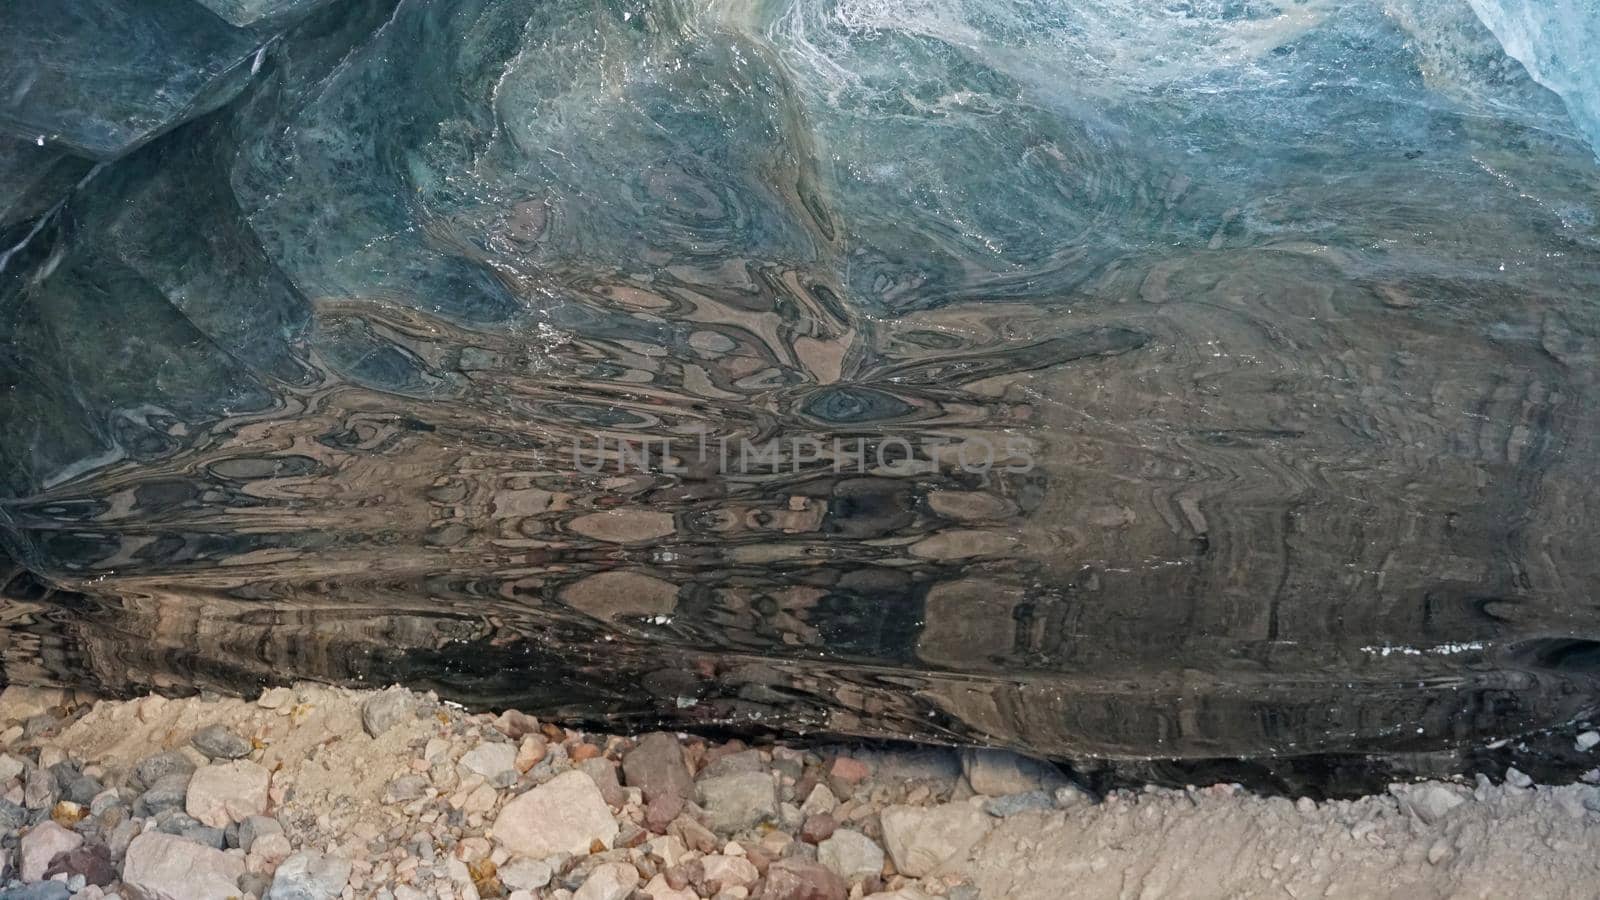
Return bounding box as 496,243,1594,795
4,0,1600,768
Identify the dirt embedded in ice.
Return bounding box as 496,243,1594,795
0,683,1597,899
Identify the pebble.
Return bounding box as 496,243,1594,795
958,750,1067,797
185,760,271,827
492,770,618,858
762,857,848,900
122,832,246,900
20,821,82,881
458,743,518,788
499,857,554,891
1390,784,1469,825
622,733,693,808
879,804,991,878
190,724,252,760
361,688,416,738
573,861,639,900
817,829,885,882
265,851,354,900
698,772,778,834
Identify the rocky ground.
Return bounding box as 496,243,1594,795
0,684,1596,900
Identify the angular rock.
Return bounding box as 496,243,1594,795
697,771,778,834
384,774,429,804
642,874,698,900
190,725,252,760
122,831,246,900
701,853,760,889
573,861,639,900
23,765,54,809
134,773,192,818
360,688,415,738
0,753,24,783
817,829,884,881
61,773,103,806
457,742,517,788
492,770,618,858
131,751,196,793
498,857,553,892
20,820,82,881
44,841,116,886
879,804,991,877
800,813,837,844
185,760,270,827
577,758,626,809
759,857,848,900
622,733,694,806
1390,783,1469,825
238,815,283,854
0,798,25,831
958,749,1068,797
800,784,837,817
264,851,353,900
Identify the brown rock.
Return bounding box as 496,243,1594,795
758,857,848,900
622,733,694,806
515,735,548,773
825,757,870,799
800,813,837,844
577,758,626,808
645,792,687,833
570,742,602,763
494,710,540,740
46,842,117,886
703,740,749,771
668,814,720,854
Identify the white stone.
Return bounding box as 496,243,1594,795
250,833,294,868
646,835,689,868
186,760,271,827
700,854,759,889
817,828,885,881
1577,731,1600,751
122,831,247,900
21,821,83,881
360,688,415,738
491,770,618,858
0,753,23,784
458,743,518,786
800,783,837,816
573,862,639,900
642,875,697,900
1390,783,1469,825
879,803,991,877
499,858,553,891
257,687,294,709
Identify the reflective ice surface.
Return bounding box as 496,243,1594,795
4,0,1600,773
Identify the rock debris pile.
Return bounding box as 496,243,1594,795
0,684,1598,900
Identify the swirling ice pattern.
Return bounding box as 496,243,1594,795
4,0,1600,768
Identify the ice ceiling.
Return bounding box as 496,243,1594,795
2,0,1600,773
